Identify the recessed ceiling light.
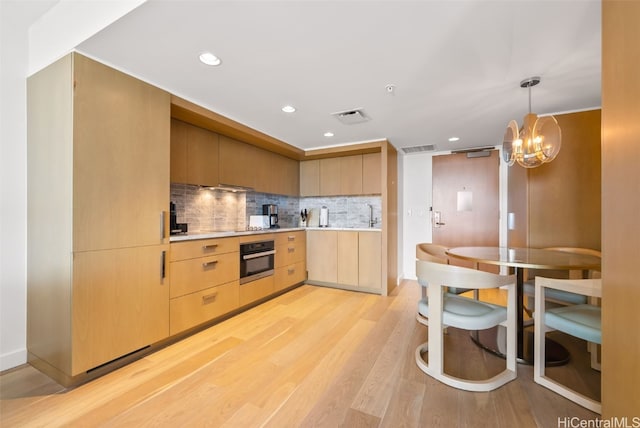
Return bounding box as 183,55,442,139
448,137,460,142
324,132,334,137
282,105,296,113
199,52,221,66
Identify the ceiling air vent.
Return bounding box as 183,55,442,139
402,145,436,154
331,108,370,125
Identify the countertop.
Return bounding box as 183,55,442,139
169,226,381,242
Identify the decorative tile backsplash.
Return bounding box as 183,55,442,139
170,183,382,231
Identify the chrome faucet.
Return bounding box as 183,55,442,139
368,204,378,228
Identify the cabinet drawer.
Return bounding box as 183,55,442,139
170,237,239,261
274,230,305,246
170,251,239,298
275,241,306,268
275,262,306,292
239,275,274,307
170,281,239,335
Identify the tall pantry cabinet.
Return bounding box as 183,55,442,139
27,53,171,385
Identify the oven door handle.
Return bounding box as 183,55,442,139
242,249,276,260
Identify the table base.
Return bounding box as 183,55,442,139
470,326,570,366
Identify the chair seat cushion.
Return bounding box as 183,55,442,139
524,281,588,305
545,304,601,344
418,295,507,330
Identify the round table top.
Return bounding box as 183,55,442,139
446,246,601,270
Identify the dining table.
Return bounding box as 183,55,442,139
446,246,601,365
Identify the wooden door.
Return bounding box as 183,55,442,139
300,160,320,196
432,151,500,252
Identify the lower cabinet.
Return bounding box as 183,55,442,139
170,281,239,335
275,230,307,291
306,230,382,292
72,245,170,373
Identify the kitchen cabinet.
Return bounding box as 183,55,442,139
337,231,359,285
306,230,338,283
27,52,170,384
339,155,363,195
300,160,320,196
274,231,307,291
300,153,379,196
306,230,382,292
358,232,382,289
169,236,240,335
170,119,219,186
362,152,382,195
218,135,299,196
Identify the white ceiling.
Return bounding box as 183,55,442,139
76,0,601,153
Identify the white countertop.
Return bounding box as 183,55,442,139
170,226,381,241
169,227,305,242
305,227,381,232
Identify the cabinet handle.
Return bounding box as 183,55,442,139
202,244,218,250
288,247,295,253
288,236,295,241
202,260,218,268
202,292,218,305
161,250,166,279
161,211,167,240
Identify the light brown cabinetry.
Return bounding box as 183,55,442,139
169,237,240,335
274,231,307,291
362,152,382,194
218,135,299,195
300,153,380,196
27,52,170,383
170,119,219,186
358,232,382,289
300,159,320,196
306,230,381,292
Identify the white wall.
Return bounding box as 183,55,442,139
401,152,434,280
0,0,145,372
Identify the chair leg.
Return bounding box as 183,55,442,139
588,342,601,371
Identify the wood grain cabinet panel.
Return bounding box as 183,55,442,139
27,52,171,383
362,152,382,195
218,135,257,189
340,155,363,195
170,251,239,298
274,261,306,292
170,237,239,262
358,232,382,289
72,245,169,374
170,119,188,183
337,231,359,286
300,160,320,196
171,119,219,186
169,281,239,335
239,276,274,306
306,230,338,283
319,158,342,196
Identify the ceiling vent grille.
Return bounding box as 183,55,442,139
331,108,370,125
402,145,436,154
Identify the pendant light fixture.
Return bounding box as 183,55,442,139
503,77,561,168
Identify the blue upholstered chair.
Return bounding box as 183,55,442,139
533,276,602,414
415,260,517,392
416,243,477,297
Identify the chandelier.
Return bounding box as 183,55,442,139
503,77,561,168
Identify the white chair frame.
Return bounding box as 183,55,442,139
415,260,517,392
534,276,602,414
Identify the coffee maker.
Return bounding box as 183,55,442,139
262,204,279,228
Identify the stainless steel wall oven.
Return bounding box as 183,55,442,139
240,239,275,284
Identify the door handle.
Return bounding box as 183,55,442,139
433,211,445,228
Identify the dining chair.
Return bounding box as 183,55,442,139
524,247,601,368
533,276,602,414
415,260,517,392
416,243,477,297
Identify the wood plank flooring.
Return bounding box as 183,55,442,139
0,281,600,427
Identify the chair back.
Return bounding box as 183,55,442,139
416,260,514,291
416,243,449,264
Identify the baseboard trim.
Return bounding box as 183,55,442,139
0,348,27,372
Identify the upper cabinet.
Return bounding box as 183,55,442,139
300,153,381,197
170,119,219,187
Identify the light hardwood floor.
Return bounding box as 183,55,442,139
1,282,600,427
